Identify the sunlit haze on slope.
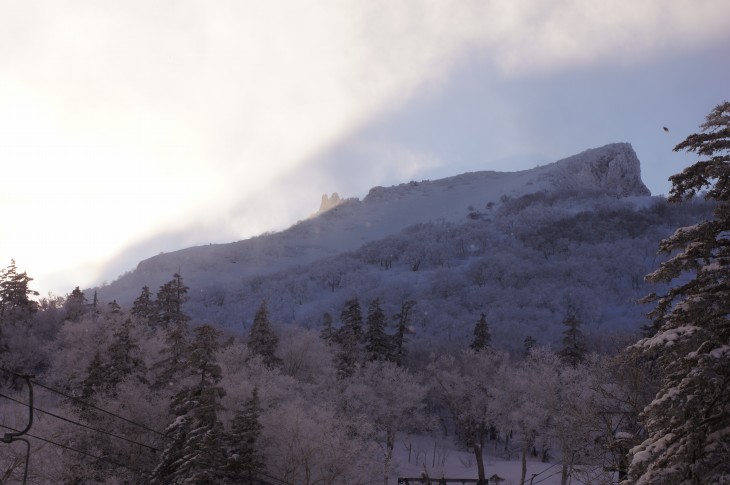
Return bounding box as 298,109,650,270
1,1,729,296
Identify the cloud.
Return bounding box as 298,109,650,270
1,0,728,293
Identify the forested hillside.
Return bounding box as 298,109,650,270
1,127,727,484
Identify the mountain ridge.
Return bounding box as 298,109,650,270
98,143,650,310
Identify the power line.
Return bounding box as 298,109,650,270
0,392,160,453
0,423,152,477
0,367,169,439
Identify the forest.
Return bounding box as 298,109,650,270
0,102,728,484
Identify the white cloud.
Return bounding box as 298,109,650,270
1,0,728,293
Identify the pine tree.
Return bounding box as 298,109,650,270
470,313,491,352
153,324,227,484
247,301,281,367
106,319,145,392
335,298,363,379
558,313,586,367
189,324,223,383
152,384,227,484
156,273,189,327
153,318,191,388
227,388,265,482
0,260,38,325
364,298,393,362
0,260,38,354
65,286,88,322
625,102,730,484
320,312,335,344
523,335,537,357
340,297,363,344
131,285,157,325
392,299,416,365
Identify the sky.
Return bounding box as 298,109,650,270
1,1,729,296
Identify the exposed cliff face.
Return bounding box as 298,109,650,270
542,143,651,196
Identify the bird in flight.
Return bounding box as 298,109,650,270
663,126,669,132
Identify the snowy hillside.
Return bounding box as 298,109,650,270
99,143,647,300
94,142,704,350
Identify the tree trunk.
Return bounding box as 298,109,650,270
384,429,395,485
561,461,569,485
521,440,528,485
474,442,485,482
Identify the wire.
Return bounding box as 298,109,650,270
0,392,160,452
0,367,169,439
0,423,152,476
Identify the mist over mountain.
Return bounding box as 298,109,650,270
96,143,705,350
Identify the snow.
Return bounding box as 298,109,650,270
392,435,568,485
97,143,649,306
710,345,730,359
637,325,699,349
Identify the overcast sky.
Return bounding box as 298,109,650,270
2,1,729,296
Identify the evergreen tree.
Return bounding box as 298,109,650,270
153,323,227,484
364,298,393,362
131,285,158,325
247,301,281,367
335,298,363,379
156,273,189,327
153,318,191,388
339,297,363,344
523,335,537,357
470,313,491,352
625,102,730,484
558,313,586,367
152,384,227,484
65,286,88,322
189,324,223,383
227,388,265,482
0,259,38,325
106,319,145,391
320,312,335,344
392,299,416,365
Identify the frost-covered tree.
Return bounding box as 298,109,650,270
342,360,426,484
247,301,281,368
156,273,189,327
392,299,416,365
558,312,586,367
131,285,157,325
364,298,392,362
625,102,730,485
470,313,491,352
64,286,87,322
335,298,364,379
428,350,506,482
153,324,227,484
227,388,265,481
0,259,38,326
319,311,335,344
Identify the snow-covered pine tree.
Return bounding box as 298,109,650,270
470,313,492,352
65,286,87,322
364,298,393,361
320,312,335,344
335,297,363,378
247,301,281,368
624,102,730,484
152,324,227,484
105,318,145,393
156,273,189,327
131,285,157,326
227,387,265,482
0,259,38,326
392,299,416,365
558,312,586,367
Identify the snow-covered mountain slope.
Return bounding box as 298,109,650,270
98,143,649,306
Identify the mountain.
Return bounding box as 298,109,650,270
97,143,702,351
